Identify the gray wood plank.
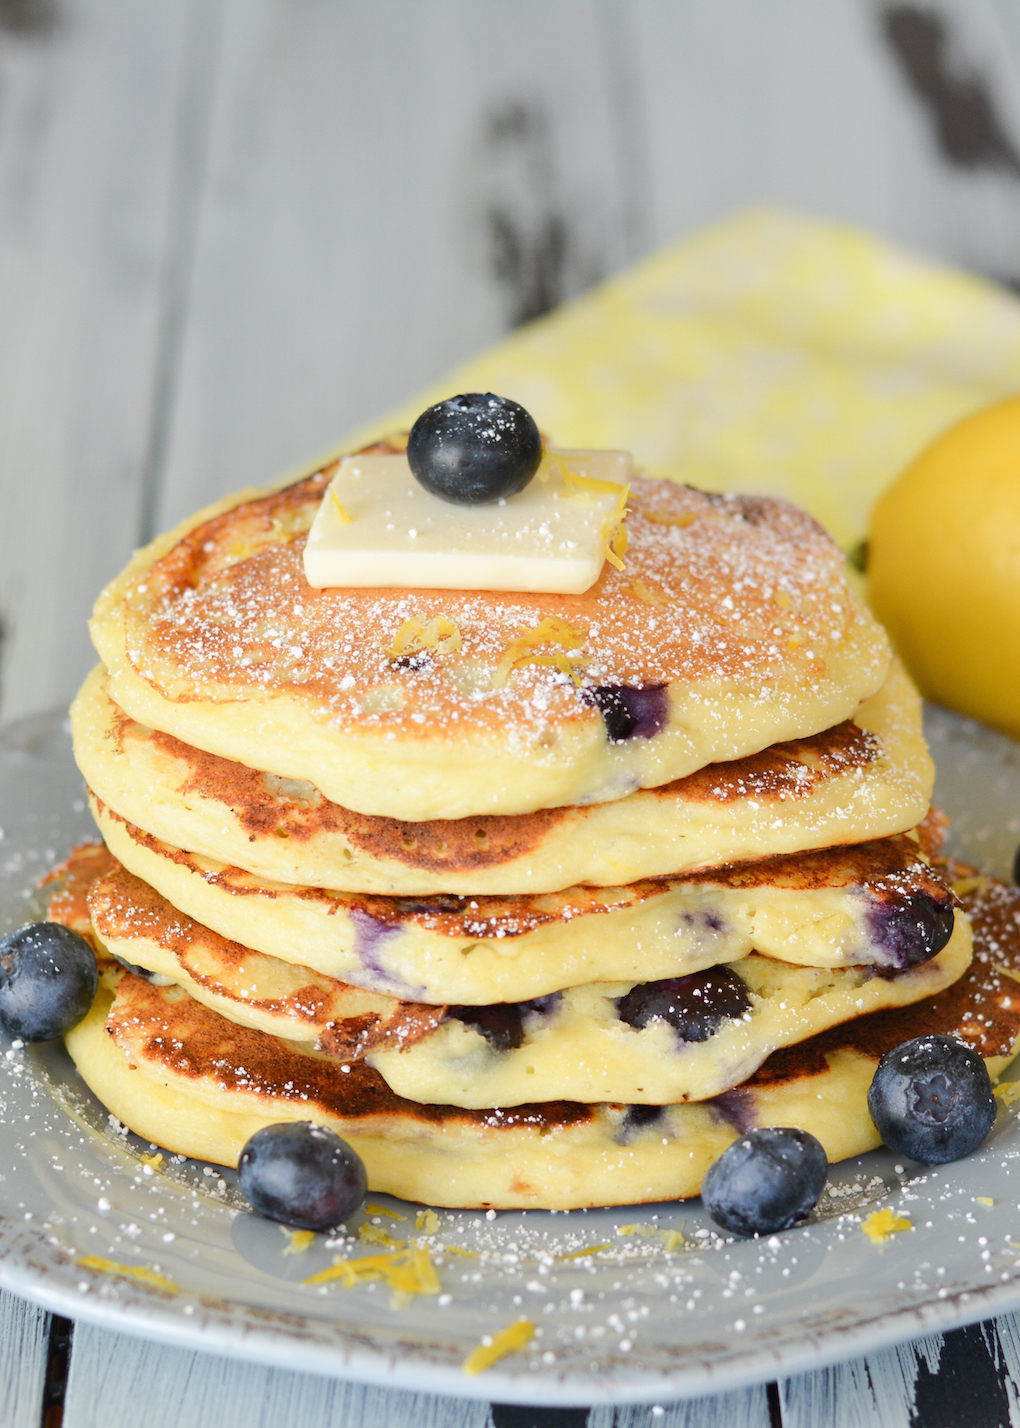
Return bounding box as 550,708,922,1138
632,0,1020,284
154,0,635,530
62,1321,494,1428
0,1288,50,1428
588,1384,769,1427
0,0,203,724
972,1313,1020,1424
777,1321,1020,1428
778,1335,943,1428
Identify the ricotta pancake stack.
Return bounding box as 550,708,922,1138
61,441,997,1209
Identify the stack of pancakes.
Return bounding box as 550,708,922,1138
56,448,1017,1209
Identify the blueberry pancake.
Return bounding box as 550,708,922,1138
87,452,891,822
68,846,969,1108
81,824,957,1003
74,658,931,897
61,868,1020,1210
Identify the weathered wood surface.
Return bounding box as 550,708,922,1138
6,2,1020,1424
0,1289,50,1428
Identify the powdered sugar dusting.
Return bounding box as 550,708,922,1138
118,469,886,742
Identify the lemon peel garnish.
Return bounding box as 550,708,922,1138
303,1246,440,1299
365,1203,406,1221
640,509,695,530
77,1256,177,1294
995,1080,1020,1106
954,875,991,898
330,490,353,524
994,964,1020,988
556,1243,612,1260
542,451,630,572
416,1208,441,1234
617,1223,685,1252
140,1152,164,1171
625,580,669,607
493,616,588,687
462,1318,535,1376
281,1228,316,1255
976,1197,996,1207
358,1224,403,1249
861,1207,913,1247
385,615,462,659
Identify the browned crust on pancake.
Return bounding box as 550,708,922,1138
665,721,877,806
105,705,879,877
41,842,116,947
96,797,948,939
916,805,949,859
750,858,1020,1086
84,865,1015,1132
108,972,594,1130
69,853,446,1053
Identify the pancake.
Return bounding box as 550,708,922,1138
85,848,971,1105
85,816,956,1003
61,847,970,1106
61,868,1020,1209
74,659,932,896
88,453,891,821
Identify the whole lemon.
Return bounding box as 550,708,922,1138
869,393,1020,740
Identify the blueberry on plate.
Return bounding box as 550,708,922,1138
701,1126,828,1237
867,1033,995,1163
238,1122,367,1231
0,921,98,1042
407,393,542,505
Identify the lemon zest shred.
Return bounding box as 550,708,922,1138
861,1207,913,1247
493,616,587,688
543,452,630,572
975,1197,996,1207
954,875,991,898
443,1245,479,1259
281,1228,316,1255
616,1223,684,1251
303,1246,440,1298
601,484,631,572
416,1208,441,1234
358,1224,403,1249
385,615,462,659
463,1318,535,1376
994,1080,1020,1106
542,451,619,498
140,1152,164,1170
993,964,1020,988
556,1244,612,1260
365,1204,407,1221
625,580,669,607
640,509,695,530
563,469,627,499
330,490,354,524
77,1256,177,1294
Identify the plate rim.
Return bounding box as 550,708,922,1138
3,701,1020,1407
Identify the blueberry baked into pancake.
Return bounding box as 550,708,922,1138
2,393,1007,1235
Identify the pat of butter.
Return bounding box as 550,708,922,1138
302,449,632,593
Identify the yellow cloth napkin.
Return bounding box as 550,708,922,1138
340,208,1020,550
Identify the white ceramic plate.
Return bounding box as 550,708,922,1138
0,706,1019,1408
